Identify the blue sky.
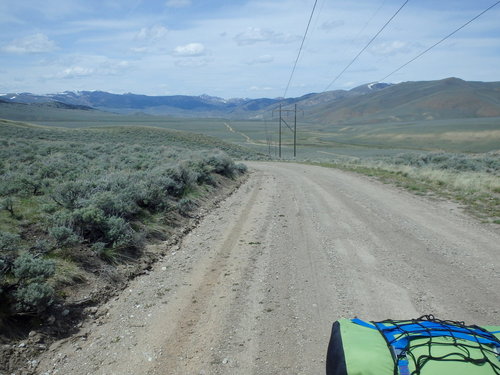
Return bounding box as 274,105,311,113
1,0,499,98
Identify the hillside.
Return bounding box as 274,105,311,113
308,78,500,124
0,101,115,123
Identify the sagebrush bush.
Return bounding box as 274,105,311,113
30,239,53,256
105,216,138,249
0,231,20,252
13,282,55,312
188,160,216,185
51,180,91,209
70,206,107,237
0,197,15,216
0,172,22,196
13,252,55,282
49,226,81,247
164,165,197,197
11,253,56,313
235,163,248,174
205,152,237,177
177,198,195,216
15,171,47,196
92,191,140,219
137,175,172,212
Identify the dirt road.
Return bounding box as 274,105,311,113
37,162,500,375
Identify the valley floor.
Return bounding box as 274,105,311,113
36,162,500,375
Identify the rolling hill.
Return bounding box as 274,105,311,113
306,78,500,124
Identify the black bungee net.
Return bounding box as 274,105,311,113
371,315,500,375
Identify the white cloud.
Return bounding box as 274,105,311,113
165,0,191,8
173,43,206,57
3,33,57,54
135,25,169,41
246,55,274,65
59,66,94,79
49,57,131,79
132,25,170,53
234,27,300,46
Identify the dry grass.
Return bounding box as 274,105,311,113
368,130,500,143
355,161,500,195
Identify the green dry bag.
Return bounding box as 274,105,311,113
326,315,500,375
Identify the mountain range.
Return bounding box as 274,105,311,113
1,84,389,118
1,78,500,124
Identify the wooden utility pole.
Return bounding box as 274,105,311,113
279,104,282,159
273,104,301,159
294,103,297,158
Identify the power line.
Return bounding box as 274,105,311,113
325,0,386,83
283,0,318,98
378,0,500,82
324,0,410,92
352,0,388,44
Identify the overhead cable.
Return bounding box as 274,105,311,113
324,0,410,92
378,0,500,82
352,0,388,44
283,0,318,98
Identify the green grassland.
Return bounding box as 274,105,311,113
221,117,500,159
2,101,499,156
309,117,500,153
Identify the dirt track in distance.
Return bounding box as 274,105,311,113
37,162,500,375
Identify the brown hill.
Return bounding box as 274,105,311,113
306,78,500,124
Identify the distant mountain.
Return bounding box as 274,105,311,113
0,83,391,118
2,78,500,123
0,91,230,116
308,78,500,124
0,100,94,112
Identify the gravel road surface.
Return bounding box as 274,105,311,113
37,162,500,375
